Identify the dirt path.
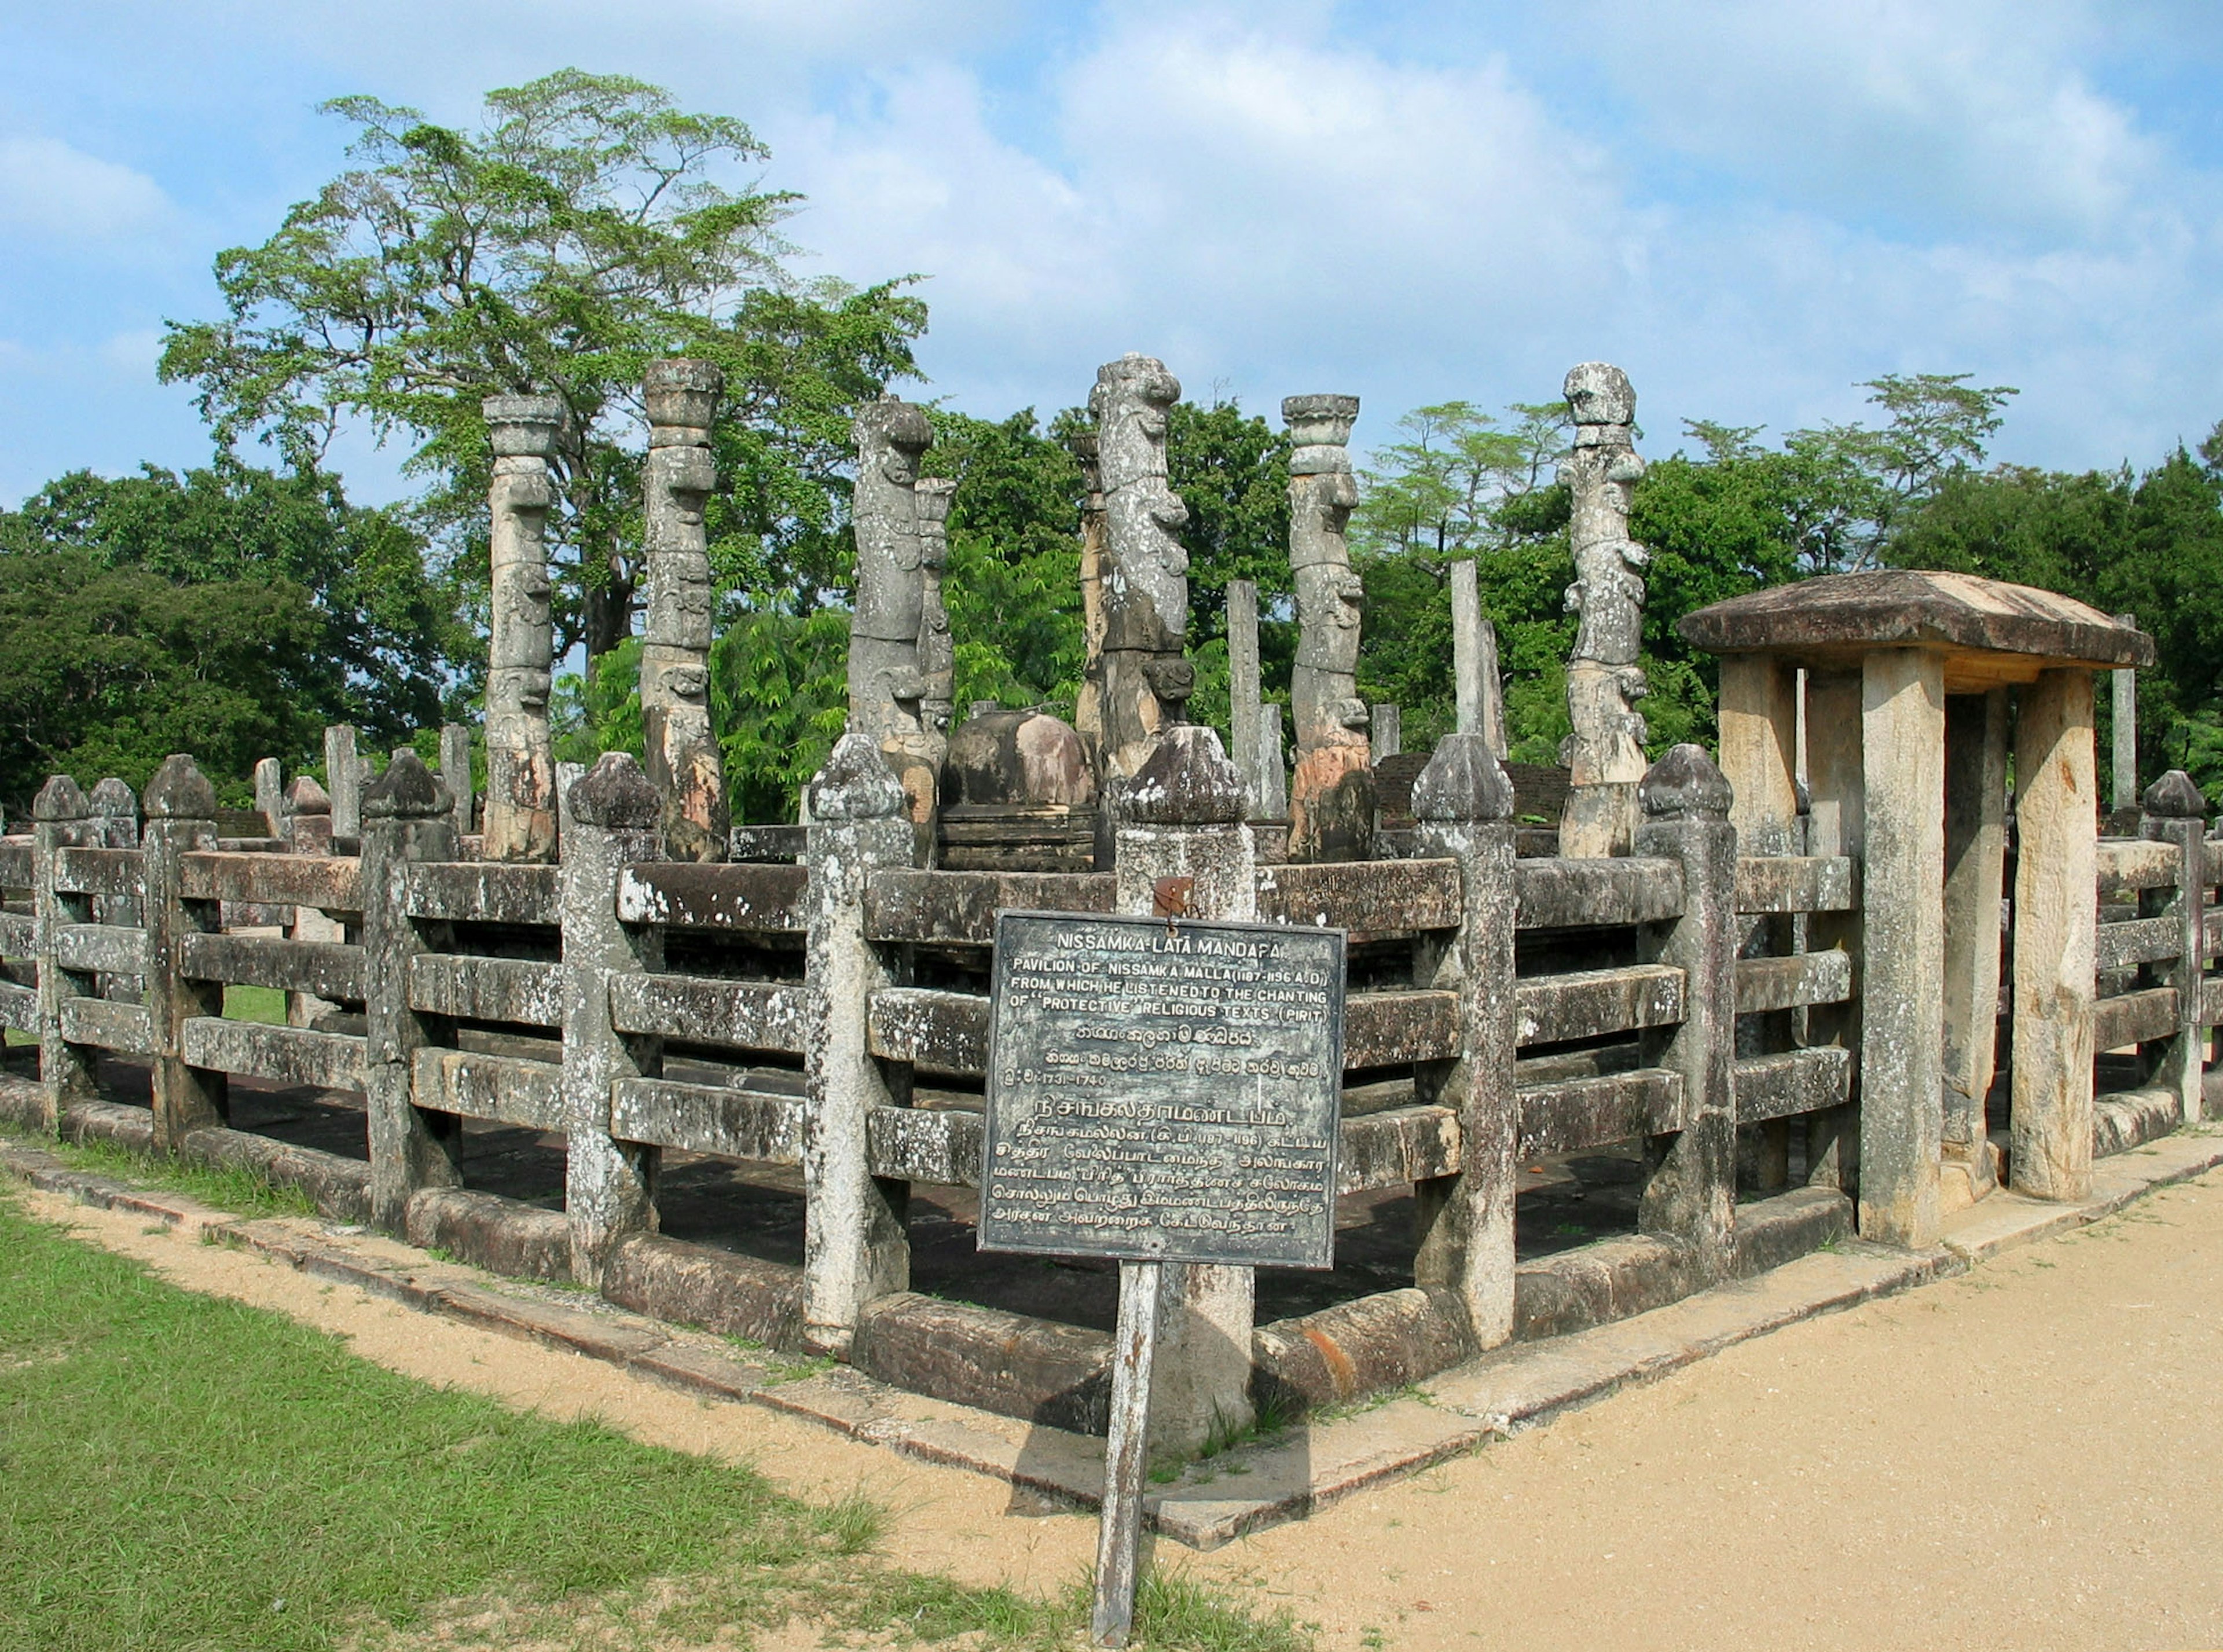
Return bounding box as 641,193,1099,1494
16,1169,2223,1651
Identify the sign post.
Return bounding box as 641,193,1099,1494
981,910,1346,1648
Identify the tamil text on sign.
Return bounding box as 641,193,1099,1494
980,911,1345,1270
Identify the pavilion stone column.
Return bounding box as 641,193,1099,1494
1558,363,1650,857
1940,689,2010,1201
849,397,938,832
438,724,473,842
2012,668,2098,1201
1716,655,1798,1187
2140,771,2208,1129
252,758,283,835
482,394,564,862
1285,394,1374,863
914,478,958,785
1071,432,1109,765
1112,724,1257,1455
1091,354,1194,787
1858,649,1946,1245
641,361,728,862
1227,578,1263,815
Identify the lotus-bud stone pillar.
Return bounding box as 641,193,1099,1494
849,397,938,829
641,359,728,862
914,477,957,777
1090,354,1193,783
1285,393,1374,862
1072,432,1109,764
1558,362,1651,858
482,394,564,862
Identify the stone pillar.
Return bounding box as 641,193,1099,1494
2140,771,2206,1127
1857,649,1945,1246
1450,560,1482,739
849,396,938,830
1634,746,1739,1278
252,758,283,835
325,724,362,843
2012,669,2097,1201
1072,432,1109,765
1803,670,1863,1192
361,752,464,1231
1112,725,1256,1452
801,733,914,1350
1941,689,2009,1200
1091,355,1193,784
641,361,728,862
140,757,228,1151
439,724,473,842
915,477,958,787
88,779,142,1002
1371,704,1401,763
1717,655,1799,1187
1558,362,1650,858
281,776,341,1029
1227,578,1263,814
562,754,666,1284
1285,394,1374,863
31,776,97,1130
1410,735,1520,1346
481,394,563,863
1256,703,1289,821
2113,613,2138,813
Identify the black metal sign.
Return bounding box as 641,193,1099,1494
980,911,1345,1270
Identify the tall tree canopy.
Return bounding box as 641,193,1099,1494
0,461,447,808
159,69,926,661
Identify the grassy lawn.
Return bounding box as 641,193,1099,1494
0,1194,1305,1651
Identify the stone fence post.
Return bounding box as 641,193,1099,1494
563,755,666,1285
801,732,915,1353
2140,771,2208,1126
141,756,226,1152
89,777,142,1003
32,776,97,1130
1633,745,1738,1279
325,725,364,843
1410,733,1520,1347
361,752,463,1231
1113,724,1257,1453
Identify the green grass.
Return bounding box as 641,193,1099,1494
0,1119,315,1221
222,983,288,1025
0,1195,1307,1651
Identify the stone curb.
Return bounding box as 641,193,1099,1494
3,1126,2218,1551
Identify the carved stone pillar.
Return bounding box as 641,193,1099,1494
481,394,563,862
848,397,938,830
1285,393,1373,862
1558,362,1650,857
641,360,727,862
1072,432,1108,765
914,477,957,788
1090,354,1193,784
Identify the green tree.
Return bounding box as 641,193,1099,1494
0,460,450,807
159,69,926,662
1165,399,1292,736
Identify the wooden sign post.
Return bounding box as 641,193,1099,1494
981,911,1346,1647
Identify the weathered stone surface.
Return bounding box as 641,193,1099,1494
1253,858,1461,934
853,1291,1114,1435
179,1016,365,1092
941,710,1095,808
406,1187,571,1282
412,1048,564,1133
176,1124,372,1223
1734,949,1853,1013
1512,856,1683,929
807,730,908,824
1679,570,2153,670
2095,837,2178,890
603,1232,806,1352
1516,1068,1683,1159
2090,1086,2181,1157
1558,363,1650,855
481,395,563,862
1730,1184,1852,1276
49,847,144,898
1118,722,1245,828
570,750,662,829
180,850,360,912
914,477,957,761
614,861,807,932
1733,1046,1852,1123
1412,732,1514,825
1284,392,1371,858
610,1077,804,1162
1091,354,1192,781
606,973,806,1053
1514,963,1684,1047
2012,667,2097,1203
1513,1232,1697,1342
178,933,364,1000
2093,986,2176,1050
2138,771,2207,1125
406,953,564,1027
863,868,1113,945
403,861,559,926
1288,743,1376,864
1253,1287,1474,1413
52,923,149,976
641,362,729,860
1336,1103,1459,1191
848,396,940,824
57,996,154,1053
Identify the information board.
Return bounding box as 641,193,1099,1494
979,911,1345,1270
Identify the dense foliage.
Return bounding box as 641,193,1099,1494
0,460,453,809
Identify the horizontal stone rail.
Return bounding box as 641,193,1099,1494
1514,1067,1685,1161
0,837,31,886
0,911,37,955
1513,855,1684,928
52,922,148,976
403,861,559,926
1513,962,1683,1048
2095,837,2178,890
2097,915,2181,971
179,1016,364,1091
610,1077,804,1162
614,861,807,933
0,980,34,1032
407,953,563,1027
180,850,360,912
727,823,808,863
58,996,153,1054
1734,1045,1851,1123
1734,948,1853,1014
607,972,808,1054
411,1047,564,1133
1253,858,1463,933
52,846,144,898
1733,854,1856,914
2093,985,2178,1052
861,868,1114,944
178,933,364,1000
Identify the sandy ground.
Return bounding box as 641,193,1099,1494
17,1170,2223,1651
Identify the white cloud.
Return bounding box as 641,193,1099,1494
0,136,171,240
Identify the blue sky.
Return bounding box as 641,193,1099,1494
4,0,2222,509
